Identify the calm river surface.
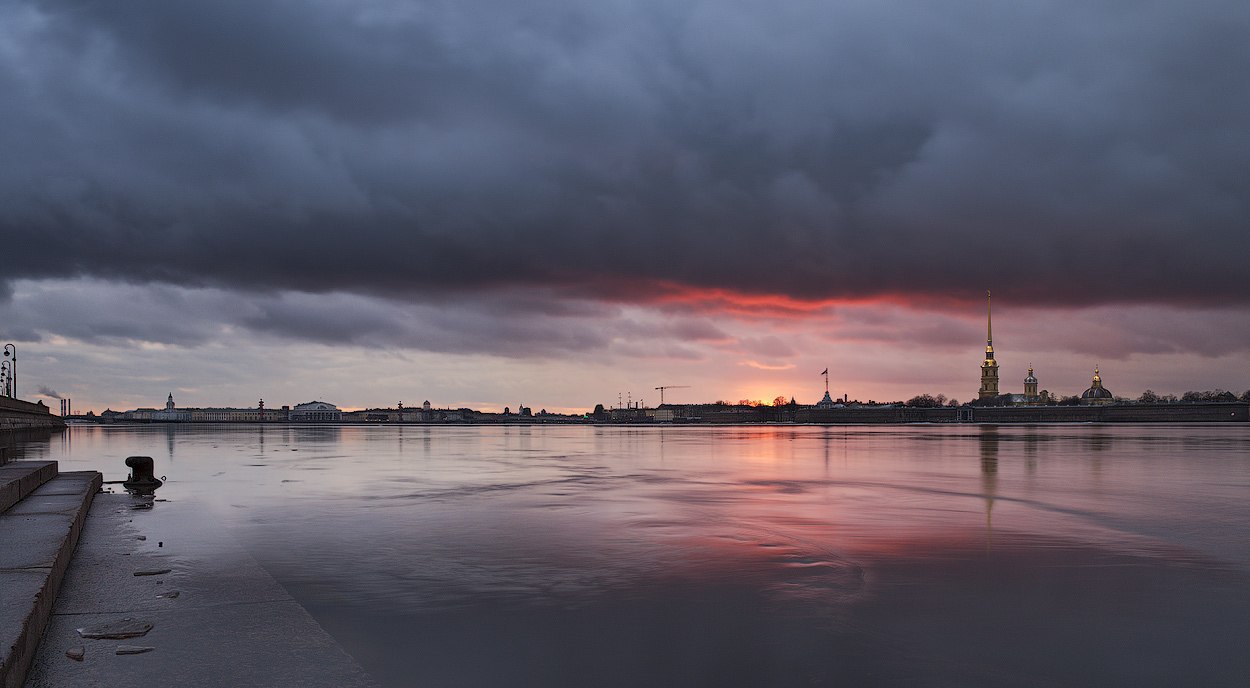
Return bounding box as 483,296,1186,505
23,424,1250,686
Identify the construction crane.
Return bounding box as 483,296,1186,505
654,385,690,405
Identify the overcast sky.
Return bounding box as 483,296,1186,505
2,0,1248,412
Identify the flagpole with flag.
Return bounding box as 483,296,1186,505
821,368,829,394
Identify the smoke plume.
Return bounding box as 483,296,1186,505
37,385,62,399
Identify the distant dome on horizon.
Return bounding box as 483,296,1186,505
1081,386,1114,400
1081,367,1114,404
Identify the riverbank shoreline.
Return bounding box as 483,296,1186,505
58,401,1250,427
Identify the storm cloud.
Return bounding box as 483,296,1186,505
3,0,1248,308
0,278,737,359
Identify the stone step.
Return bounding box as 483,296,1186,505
0,462,58,516
0,470,101,688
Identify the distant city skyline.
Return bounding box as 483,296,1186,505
15,293,1248,414
2,1,1248,413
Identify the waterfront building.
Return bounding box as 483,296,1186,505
340,404,481,423
152,393,190,421
110,395,293,422
127,408,158,421
645,408,675,422
607,405,647,422
290,401,342,422
188,407,268,422
345,408,392,422
1080,367,1115,405
978,291,1000,399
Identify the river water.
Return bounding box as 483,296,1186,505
23,424,1250,686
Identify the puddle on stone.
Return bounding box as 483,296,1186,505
116,645,155,655
77,618,153,640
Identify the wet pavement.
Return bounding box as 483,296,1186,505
25,492,376,687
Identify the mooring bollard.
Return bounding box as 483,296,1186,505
123,455,164,495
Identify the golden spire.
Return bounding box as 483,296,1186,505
987,290,992,345
978,290,1001,399
985,290,995,360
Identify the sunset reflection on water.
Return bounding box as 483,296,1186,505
35,424,1250,687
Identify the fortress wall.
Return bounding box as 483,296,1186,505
961,402,1247,424
1100,402,1249,422
686,402,1248,424
0,397,66,434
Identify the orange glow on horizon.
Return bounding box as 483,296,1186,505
604,281,977,319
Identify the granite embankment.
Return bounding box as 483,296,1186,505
24,492,378,687
0,462,99,688
1,440,376,686
0,399,65,434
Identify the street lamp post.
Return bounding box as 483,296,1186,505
2,345,13,399
0,361,8,398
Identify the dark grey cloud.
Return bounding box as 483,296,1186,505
2,0,1249,308
11,278,1249,362
0,279,733,359
810,302,1250,360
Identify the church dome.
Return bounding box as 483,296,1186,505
1080,366,1114,402
1081,385,1114,400
1024,367,1037,384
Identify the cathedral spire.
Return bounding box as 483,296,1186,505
978,290,1000,399
986,290,994,356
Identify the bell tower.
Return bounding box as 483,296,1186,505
1024,366,1038,403
978,291,999,399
